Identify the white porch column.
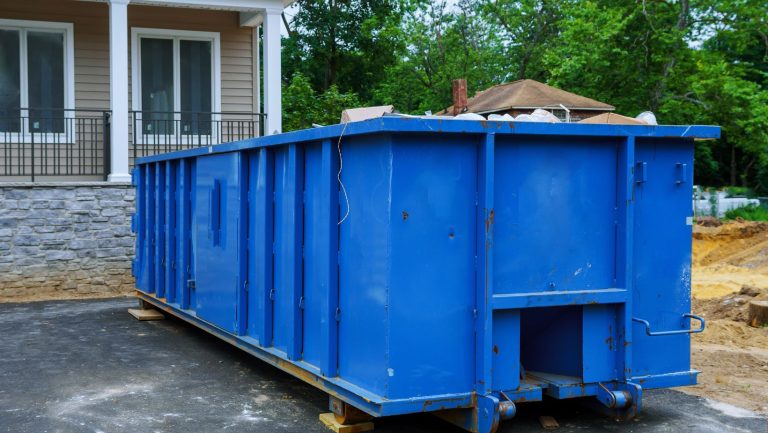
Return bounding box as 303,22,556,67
107,0,131,182
252,25,261,135
262,8,282,135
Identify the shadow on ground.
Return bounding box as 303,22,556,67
0,298,764,433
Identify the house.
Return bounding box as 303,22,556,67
0,0,292,301
0,0,292,182
440,79,614,122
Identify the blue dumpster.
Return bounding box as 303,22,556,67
132,117,720,432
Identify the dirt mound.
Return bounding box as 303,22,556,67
693,286,768,322
692,221,768,298
687,221,768,414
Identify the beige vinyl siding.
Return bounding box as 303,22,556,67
0,0,257,114
129,5,255,113
0,0,111,110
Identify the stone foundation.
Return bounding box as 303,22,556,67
0,182,135,300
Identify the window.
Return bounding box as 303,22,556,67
131,28,220,143
0,19,74,135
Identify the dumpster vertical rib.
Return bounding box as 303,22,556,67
155,162,166,298
318,138,340,377
253,147,275,346
617,136,635,378
237,154,249,336
476,132,495,395
177,159,191,310
165,161,176,304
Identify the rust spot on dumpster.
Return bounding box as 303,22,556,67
493,345,499,355
402,210,409,220
485,209,495,232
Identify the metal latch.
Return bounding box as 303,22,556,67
675,163,687,185
269,289,275,301
635,161,647,184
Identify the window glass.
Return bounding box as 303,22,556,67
180,40,212,135
140,38,174,135
0,29,20,133
27,31,64,133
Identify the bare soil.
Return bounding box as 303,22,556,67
684,221,768,414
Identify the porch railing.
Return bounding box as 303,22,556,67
130,111,266,163
0,109,265,181
0,108,111,181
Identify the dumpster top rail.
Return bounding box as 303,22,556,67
135,116,721,165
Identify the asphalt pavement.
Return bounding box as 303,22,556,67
0,298,765,433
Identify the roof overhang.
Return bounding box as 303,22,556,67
474,106,616,115
79,0,295,26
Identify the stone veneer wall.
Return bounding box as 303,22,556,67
0,182,135,300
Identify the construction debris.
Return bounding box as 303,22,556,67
340,105,394,124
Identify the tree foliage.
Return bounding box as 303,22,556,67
281,0,768,191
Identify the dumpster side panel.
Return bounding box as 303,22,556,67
175,159,193,310
246,148,275,345
134,164,149,292
303,142,325,369
632,138,694,378
386,135,477,398
338,135,393,397
143,164,156,295
273,145,305,359
193,152,243,333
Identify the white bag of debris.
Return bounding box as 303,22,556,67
635,111,658,125
488,113,515,121
530,109,561,122
514,109,561,123
455,112,486,121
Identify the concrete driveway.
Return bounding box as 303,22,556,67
0,298,764,433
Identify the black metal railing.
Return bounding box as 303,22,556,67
0,108,110,181
130,111,265,162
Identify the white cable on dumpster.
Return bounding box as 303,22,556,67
337,121,351,225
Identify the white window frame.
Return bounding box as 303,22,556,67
0,19,75,144
131,27,221,146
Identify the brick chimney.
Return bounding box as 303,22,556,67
452,79,468,116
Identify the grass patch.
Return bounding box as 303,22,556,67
724,205,768,221
724,186,756,198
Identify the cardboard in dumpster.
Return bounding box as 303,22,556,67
341,105,394,124
578,113,647,125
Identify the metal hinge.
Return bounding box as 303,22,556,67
472,308,478,319
269,289,275,301
335,307,341,322
299,296,305,310
243,280,249,292
188,279,196,289
171,260,176,270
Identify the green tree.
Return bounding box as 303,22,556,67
282,73,361,131
282,0,405,101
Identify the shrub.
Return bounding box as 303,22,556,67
724,204,768,221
